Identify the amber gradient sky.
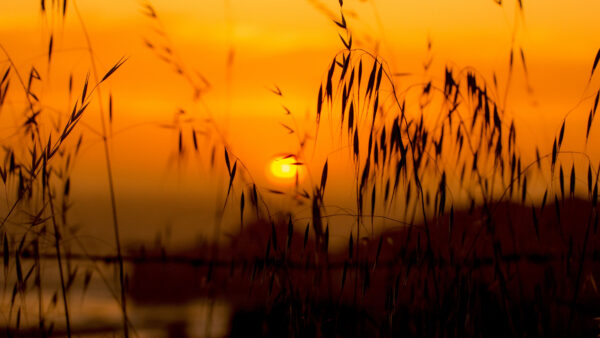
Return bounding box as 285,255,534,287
1,1,599,247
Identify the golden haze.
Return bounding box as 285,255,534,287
1,0,599,246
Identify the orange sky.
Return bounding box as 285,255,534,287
1,0,599,247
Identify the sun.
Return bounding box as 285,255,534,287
269,156,299,180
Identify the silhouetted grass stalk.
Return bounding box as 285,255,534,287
47,184,71,338
72,2,129,336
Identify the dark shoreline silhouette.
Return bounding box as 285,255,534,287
129,198,600,337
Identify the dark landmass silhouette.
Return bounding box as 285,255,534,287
129,198,600,337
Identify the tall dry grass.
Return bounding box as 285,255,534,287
1,0,599,337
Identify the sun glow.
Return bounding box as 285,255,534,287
269,156,299,180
